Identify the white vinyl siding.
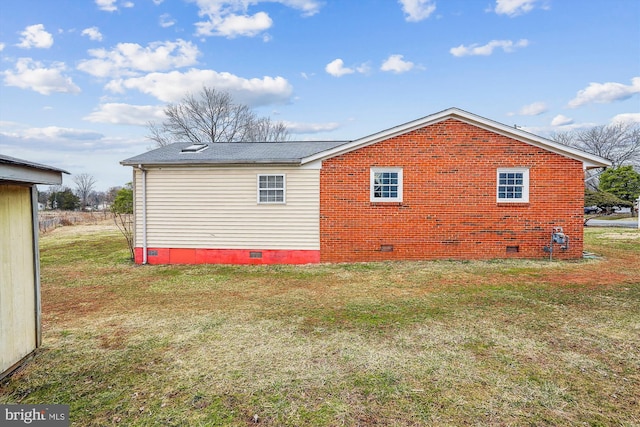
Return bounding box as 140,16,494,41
1,185,37,376
134,166,320,250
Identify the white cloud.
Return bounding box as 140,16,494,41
380,54,414,74
96,0,118,12
325,59,354,77
152,0,164,4
159,13,176,28
355,63,371,74
0,43,5,51
285,120,341,134
398,0,436,22
0,123,104,150
276,0,322,17
122,1,134,7
515,101,547,116
450,39,529,57
611,112,640,124
105,68,293,106
3,58,81,95
84,103,165,125
568,77,640,108
21,126,104,141
551,114,574,126
325,59,368,77
0,122,135,157
16,24,54,49
81,26,103,41
197,11,273,38
77,39,200,78
191,0,322,38
494,0,542,17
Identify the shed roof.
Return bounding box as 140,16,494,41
0,154,68,185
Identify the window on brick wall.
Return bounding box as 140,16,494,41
497,168,529,203
258,174,285,204
370,167,403,202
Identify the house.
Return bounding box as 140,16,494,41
121,108,611,265
1,155,67,380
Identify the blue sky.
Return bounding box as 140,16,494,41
1,0,639,191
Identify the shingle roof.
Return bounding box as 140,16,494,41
120,141,351,166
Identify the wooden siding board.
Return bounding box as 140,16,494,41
134,167,320,250
0,185,36,375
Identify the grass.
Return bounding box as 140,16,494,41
1,224,639,426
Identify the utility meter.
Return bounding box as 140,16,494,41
552,226,566,244
545,226,570,260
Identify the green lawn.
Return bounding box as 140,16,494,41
1,225,639,426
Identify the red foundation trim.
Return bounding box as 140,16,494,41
134,247,320,265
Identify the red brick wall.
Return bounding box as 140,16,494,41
319,119,585,262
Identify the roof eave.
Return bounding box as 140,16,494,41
0,155,68,185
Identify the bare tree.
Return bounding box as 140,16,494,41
105,186,122,206
246,117,290,142
72,173,96,210
551,121,640,189
147,87,290,147
111,183,134,260
551,121,640,168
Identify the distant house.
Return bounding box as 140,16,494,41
121,108,610,265
1,155,67,379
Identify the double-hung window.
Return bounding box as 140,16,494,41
497,168,529,203
258,174,285,204
370,168,403,203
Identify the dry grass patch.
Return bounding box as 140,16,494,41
1,224,639,426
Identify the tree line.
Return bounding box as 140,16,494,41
551,122,640,214
38,173,122,212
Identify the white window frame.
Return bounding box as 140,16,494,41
370,167,403,203
497,168,529,203
257,174,286,204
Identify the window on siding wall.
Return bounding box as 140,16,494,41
370,168,403,202
258,174,285,204
497,168,529,203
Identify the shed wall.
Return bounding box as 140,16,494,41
0,185,37,375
